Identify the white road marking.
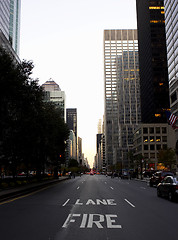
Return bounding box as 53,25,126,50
80,214,88,228
140,187,146,190
75,199,117,205
62,214,122,229
77,186,80,190
105,182,107,184
87,214,104,228
110,186,114,190
124,199,135,208
62,214,81,228
62,199,70,206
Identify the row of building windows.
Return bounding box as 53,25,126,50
143,144,167,151
143,127,167,134
136,144,167,154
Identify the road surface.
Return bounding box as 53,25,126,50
0,174,177,240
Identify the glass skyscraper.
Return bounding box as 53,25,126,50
104,29,141,169
0,0,21,54
0,0,10,39
164,0,178,156
136,0,170,123
164,0,178,116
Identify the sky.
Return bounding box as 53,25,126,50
20,0,137,167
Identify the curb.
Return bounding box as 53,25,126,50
0,177,69,202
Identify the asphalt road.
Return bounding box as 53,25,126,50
0,174,177,240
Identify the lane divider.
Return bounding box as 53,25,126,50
62,199,70,206
124,199,135,208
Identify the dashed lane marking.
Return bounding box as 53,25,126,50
62,199,70,206
124,199,135,208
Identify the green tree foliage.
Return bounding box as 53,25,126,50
158,148,176,170
0,47,69,178
68,159,79,168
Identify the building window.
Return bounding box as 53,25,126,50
149,127,154,134
150,145,155,151
171,92,177,104
162,136,167,142
162,127,167,134
144,136,148,142
150,136,154,142
143,128,148,134
156,136,161,142
144,145,148,150
156,127,160,134
156,145,161,150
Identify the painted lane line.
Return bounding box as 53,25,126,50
62,199,70,206
77,186,80,190
140,187,146,190
0,186,50,206
105,182,107,184
110,187,114,190
124,199,135,208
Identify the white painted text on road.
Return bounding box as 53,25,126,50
75,199,117,205
62,214,122,229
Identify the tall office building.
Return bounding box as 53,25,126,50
9,0,21,54
0,0,21,54
0,0,10,39
42,79,66,121
136,0,170,123
66,108,78,161
66,108,77,139
164,0,178,116
104,29,141,168
164,0,178,156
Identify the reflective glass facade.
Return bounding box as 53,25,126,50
164,0,178,116
136,0,170,123
9,0,21,54
0,0,10,39
104,29,141,168
0,0,20,54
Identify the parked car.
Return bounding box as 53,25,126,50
157,176,178,201
143,170,156,178
149,171,174,187
121,171,129,179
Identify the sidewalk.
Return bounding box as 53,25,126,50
0,176,69,202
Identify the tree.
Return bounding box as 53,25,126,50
158,148,176,171
0,47,69,179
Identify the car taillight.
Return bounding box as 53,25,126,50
176,185,178,190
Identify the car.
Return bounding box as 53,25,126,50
143,170,156,178
149,171,174,187
121,171,129,179
157,176,178,201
